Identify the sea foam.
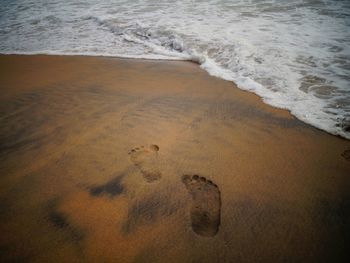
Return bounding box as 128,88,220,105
1,0,349,138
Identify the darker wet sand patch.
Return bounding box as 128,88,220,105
128,145,161,182
182,175,221,237
45,200,84,243
49,210,70,229
89,174,125,197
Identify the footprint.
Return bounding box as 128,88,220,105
128,145,161,182
342,149,350,161
182,174,221,237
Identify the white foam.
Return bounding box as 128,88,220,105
0,0,349,139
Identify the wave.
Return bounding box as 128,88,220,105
1,1,349,139
82,15,350,139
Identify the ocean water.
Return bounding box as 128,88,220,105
1,0,349,139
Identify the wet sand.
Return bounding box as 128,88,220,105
0,55,349,263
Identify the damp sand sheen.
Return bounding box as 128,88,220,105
0,55,350,263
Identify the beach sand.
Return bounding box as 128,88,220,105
0,55,349,263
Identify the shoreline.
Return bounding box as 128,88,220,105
1,52,348,140
0,54,349,262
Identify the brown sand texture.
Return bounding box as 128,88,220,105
0,55,349,263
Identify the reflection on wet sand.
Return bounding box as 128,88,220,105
0,55,349,263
